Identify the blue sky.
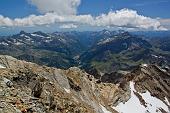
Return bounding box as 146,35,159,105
0,0,170,35
78,0,170,18
1,0,170,18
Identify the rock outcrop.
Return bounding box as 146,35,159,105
0,55,118,113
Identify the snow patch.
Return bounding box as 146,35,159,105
113,82,146,113
141,91,169,113
25,38,31,41
100,104,112,113
20,34,30,39
15,42,23,45
165,97,170,106
46,37,51,39
0,64,5,68
151,54,158,58
44,39,52,43
0,42,9,46
151,54,163,59
98,38,114,45
113,81,170,113
141,64,148,67
64,88,70,93
31,33,45,38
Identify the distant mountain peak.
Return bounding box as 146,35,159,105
19,30,27,34
33,31,45,34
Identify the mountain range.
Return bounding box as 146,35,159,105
0,30,170,74
0,30,170,113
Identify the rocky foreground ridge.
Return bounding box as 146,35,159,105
0,55,170,113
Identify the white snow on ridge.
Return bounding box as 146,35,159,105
14,42,23,45
151,54,163,59
151,54,158,58
0,42,9,46
97,38,115,45
141,63,148,67
20,34,30,39
31,33,45,38
46,37,51,39
113,81,170,113
44,39,52,43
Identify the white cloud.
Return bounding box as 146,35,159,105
59,24,77,29
94,9,167,31
27,0,81,15
0,8,168,31
159,19,170,30
0,13,93,27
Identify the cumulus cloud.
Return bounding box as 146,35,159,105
27,0,81,15
94,9,167,31
0,13,93,27
159,19,170,30
59,24,78,29
0,8,167,31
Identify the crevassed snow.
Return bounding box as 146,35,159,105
100,104,112,113
113,81,170,113
0,64,5,68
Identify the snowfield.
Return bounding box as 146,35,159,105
113,81,170,113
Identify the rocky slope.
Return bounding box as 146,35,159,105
0,55,170,113
0,55,119,113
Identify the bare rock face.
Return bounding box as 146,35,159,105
0,55,118,113
31,80,43,98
